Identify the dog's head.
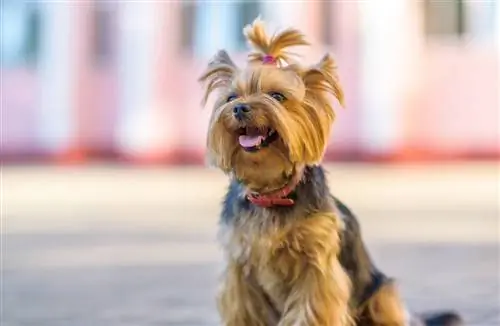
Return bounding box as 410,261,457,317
199,18,344,192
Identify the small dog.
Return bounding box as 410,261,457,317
199,18,463,326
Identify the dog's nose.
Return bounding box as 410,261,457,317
233,104,250,120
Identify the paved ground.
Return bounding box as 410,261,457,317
2,163,499,326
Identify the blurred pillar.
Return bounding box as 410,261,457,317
497,0,500,46
153,1,182,162
73,0,94,162
37,2,78,158
496,0,500,155
358,1,422,158
397,2,430,161
466,1,497,43
193,1,236,58
497,0,500,127
115,2,178,163
326,1,363,159
79,1,120,159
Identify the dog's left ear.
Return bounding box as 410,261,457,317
198,50,238,106
301,53,344,107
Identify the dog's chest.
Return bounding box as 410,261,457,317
219,220,290,311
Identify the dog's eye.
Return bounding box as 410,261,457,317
227,94,239,103
269,92,286,102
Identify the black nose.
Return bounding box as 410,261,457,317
233,104,250,120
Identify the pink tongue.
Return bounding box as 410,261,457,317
239,135,265,148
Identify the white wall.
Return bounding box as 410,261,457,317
114,2,169,157
37,2,76,153
358,1,421,155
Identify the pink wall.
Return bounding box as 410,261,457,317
1,2,498,163
1,68,39,156
326,1,362,158
402,45,498,158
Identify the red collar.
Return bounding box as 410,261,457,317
245,166,304,208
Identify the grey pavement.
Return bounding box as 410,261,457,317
2,163,499,325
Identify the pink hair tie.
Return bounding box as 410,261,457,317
262,55,277,65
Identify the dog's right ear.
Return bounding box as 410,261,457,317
301,53,344,107
198,50,238,106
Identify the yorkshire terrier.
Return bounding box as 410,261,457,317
199,18,463,326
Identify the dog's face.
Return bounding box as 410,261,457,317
200,51,343,192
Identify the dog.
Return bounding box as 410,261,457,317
199,18,463,326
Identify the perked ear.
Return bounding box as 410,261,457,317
198,50,238,106
301,53,344,107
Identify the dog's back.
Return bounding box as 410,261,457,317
333,195,463,326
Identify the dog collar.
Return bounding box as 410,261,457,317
245,166,304,208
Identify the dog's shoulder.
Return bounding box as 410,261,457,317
331,195,370,268
331,196,362,237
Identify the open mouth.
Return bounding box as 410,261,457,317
237,127,278,152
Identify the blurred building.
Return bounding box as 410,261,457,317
1,0,498,164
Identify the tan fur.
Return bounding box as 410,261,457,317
219,213,352,326
199,50,238,107
199,19,343,188
217,259,279,326
201,17,407,326
244,17,310,67
359,281,407,326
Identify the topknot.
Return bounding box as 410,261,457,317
243,17,310,67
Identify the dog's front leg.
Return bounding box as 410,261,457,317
273,214,352,326
218,259,280,326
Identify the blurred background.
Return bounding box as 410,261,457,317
1,1,499,326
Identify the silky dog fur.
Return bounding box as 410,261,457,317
199,18,463,326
